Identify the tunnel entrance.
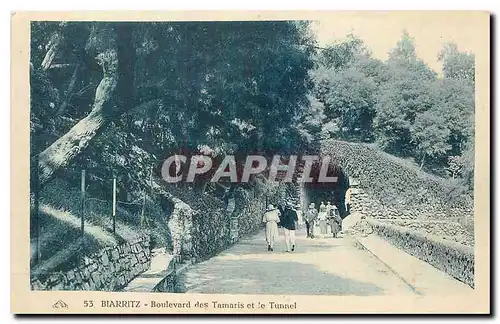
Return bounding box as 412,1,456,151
300,161,350,218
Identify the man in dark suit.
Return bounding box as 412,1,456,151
277,204,285,226
282,201,298,252
305,203,318,238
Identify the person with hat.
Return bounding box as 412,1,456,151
281,201,299,252
295,203,303,229
325,201,333,219
324,201,333,235
327,203,342,238
304,203,318,238
318,201,328,237
262,204,281,251
345,187,352,215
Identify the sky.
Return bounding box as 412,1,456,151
309,11,487,74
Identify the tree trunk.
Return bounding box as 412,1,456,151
57,63,79,115
33,23,136,188
41,38,60,70
35,75,117,185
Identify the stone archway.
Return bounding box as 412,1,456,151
299,161,351,218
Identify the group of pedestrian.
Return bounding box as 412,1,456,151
305,201,342,238
262,199,343,252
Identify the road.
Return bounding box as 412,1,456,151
175,227,416,295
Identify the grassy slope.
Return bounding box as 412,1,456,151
30,177,170,279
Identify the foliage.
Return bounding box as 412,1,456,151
445,156,463,179
438,42,475,85
410,110,451,168
31,21,317,200
307,31,475,188
296,94,327,142
311,35,380,142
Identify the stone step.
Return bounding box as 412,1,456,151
122,248,173,292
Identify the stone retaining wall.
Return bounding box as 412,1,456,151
190,207,232,262
152,260,178,292
31,236,151,291
365,218,474,288
189,186,268,262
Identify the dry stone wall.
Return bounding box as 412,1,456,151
365,218,475,287
166,184,270,263
31,235,151,291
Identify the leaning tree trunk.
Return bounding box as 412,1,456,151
33,23,135,187
41,35,61,70
36,75,117,185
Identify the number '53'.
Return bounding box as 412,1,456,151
84,300,94,307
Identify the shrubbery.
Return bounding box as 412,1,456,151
322,139,473,220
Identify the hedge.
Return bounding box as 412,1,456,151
321,140,474,221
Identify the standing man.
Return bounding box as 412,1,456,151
295,203,303,229
277,203,286,236
304,203,318,238
318,202,328,236
325,201,333,217
345,187,352,215
282,201,298,252
325,201,333,235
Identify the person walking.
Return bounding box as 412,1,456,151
304,203,318,238
325,201,332,215
328,204,342,238
277,203,286,235
318,202,328,236
295,203,303,229
263,204,281,251
325,201,333,234
282,201,298,252
345,187,352,215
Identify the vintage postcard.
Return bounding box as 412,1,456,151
11,11,490,314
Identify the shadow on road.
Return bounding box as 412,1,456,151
175,259,384,296
223,241,338,255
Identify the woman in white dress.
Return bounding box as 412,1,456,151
263,204,281,251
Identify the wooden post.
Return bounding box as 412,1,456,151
112,177,116,234
140,191,146,228
80,170,86,240
140,166,153,228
